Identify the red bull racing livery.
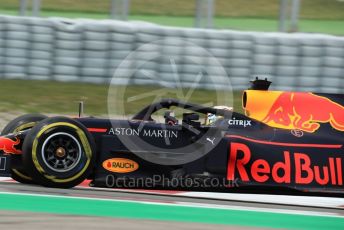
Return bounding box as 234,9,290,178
244,90,344,133
0,79,343,195
0,137,21,155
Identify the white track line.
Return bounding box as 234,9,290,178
176,192,344,209
2,180,344,209
75,186,344,209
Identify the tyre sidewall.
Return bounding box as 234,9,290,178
2,114,47,134
23,117,96,188
2,114,47,184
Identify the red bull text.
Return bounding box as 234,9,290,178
227,142,343,186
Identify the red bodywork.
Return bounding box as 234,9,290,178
262,92,344,132
0,137,22,155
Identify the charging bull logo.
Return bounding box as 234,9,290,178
262,92,344,132
0,137,21,154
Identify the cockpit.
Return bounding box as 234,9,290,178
131,98,233,127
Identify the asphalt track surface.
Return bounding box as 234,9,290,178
0,182,344,229
0,211,267,230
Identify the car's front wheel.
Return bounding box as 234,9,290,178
22,117,96,188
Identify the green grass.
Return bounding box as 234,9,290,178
214,18,344,35
1,8,343,35
130,16,344,35
0,80,109,115
0,79,239,116
0,0,343,35
1,0,344,19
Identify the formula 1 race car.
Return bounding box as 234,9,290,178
0,79,343,194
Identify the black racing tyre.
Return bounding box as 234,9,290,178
2,114,47,184
22,116,96,188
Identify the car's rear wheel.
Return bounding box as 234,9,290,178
1,114,47,184
22,117,96,188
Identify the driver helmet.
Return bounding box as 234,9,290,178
205,106,233,125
